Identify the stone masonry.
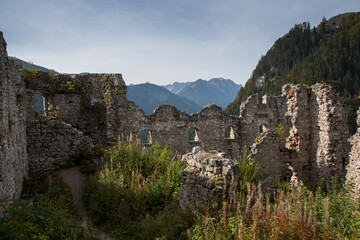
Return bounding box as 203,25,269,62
179,147,240,209
346,108,360,197
0,32,28,201
27,120,92,176
249,83,350,190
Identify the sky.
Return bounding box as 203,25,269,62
0,0,359,85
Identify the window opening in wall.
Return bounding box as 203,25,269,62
91,98,99,106
140,129,152,145
187,127,199,142
259,124,267,133
34,94,45,115
225,126,235,139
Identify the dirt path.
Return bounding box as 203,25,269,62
57,167,114,240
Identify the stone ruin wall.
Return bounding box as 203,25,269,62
1,31,359,203
310,84,350,183
142,104,241,155
346,108,360,197
0,32,28,201
248,83,350,191
25,72,127,145
239,92,290,149
179,147,240,210
26,120,92,176
25,71,243,153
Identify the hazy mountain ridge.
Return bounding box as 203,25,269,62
164,78,242,109
176,78,242,109
127,83,202,115
162,81,192,94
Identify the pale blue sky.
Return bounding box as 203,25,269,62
0,0,359,85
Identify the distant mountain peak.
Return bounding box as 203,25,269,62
164,78,242,109
127,83,201,115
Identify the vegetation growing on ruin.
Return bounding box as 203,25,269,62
81,141,360,239
0,176,94,240
226,12,360,133
190,179,360,239
1,141,358,239
83,141,192,239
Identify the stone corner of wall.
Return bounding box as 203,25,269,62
179,147,240,210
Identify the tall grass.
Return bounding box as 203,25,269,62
83,142,360,239
189,152,360,240
83,141,193,239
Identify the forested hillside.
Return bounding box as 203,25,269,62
225,12,360,133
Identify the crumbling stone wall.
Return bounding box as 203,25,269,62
144,104,241,155
248,83,350,188
0,32,28,201
310,84,350,183
179,147,240,209
346,108,360,197
26,120,92,176
239,93,289,149
284,84,312,184
0,32,354,205
24,69,350,189
25,68,244,156
249,131,292,191
25,72,126,145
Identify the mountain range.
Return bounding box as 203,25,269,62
126,83,202,115
163,78,242,109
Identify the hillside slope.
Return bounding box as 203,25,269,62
127,83,202,115
225,12,360,132
9,57,57,73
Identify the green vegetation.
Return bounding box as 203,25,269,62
225,12,360,133
23,68,40,88
59,81,76,93
189,180,360,239
1,142,358,239
83,141,192,239
275,122,288,143
83,142,359,239
0,176,94,240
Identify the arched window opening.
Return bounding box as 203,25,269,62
34,94,45,115
91,98,99,106
140,129,152,145
187,127,199,142
225,126,235,139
